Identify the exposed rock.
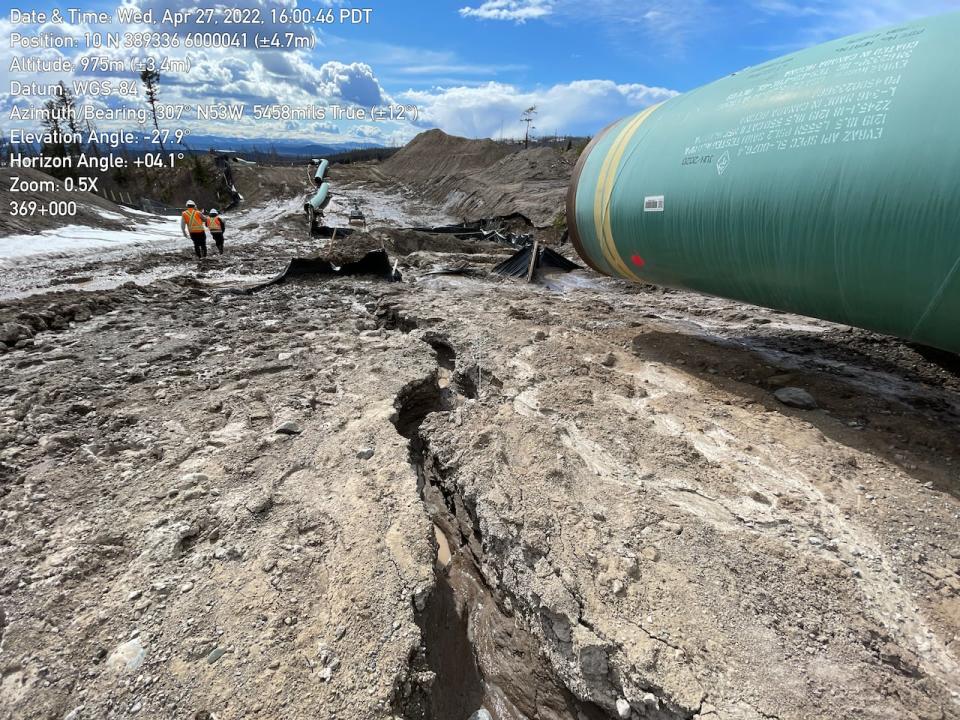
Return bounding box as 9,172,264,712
774,386,818,410
0,322,32,345
356,447,375,460
246,493,273,514
40,431,81,454
106,638,145,672
181,472,209,486
274,421,302,436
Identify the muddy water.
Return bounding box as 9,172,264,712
434,525,453,566
324,182,455,229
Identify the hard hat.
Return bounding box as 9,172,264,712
186,200,196,207
209,208,219,215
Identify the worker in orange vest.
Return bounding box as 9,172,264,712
206,209,226,255
181,200,207,259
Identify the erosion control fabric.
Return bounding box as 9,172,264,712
492,245,582,279
568,13,960,353
244,250,400,293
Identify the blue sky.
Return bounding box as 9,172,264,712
2,0,959,144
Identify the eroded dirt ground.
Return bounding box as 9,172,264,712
1,183,959,720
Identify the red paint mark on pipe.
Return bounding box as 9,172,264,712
631,254,646,268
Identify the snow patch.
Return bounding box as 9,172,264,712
0,218,181,261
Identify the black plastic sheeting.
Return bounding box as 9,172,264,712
311,226,357,239
407,222,483,234
480,229,532,247
404,223,532,246
244,250,400,293
422,263,483,277
212,152,244,210
492,245,581,279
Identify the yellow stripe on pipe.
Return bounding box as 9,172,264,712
592,116,641,274
592,103,662,280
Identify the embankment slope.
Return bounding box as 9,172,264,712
381,129,575,227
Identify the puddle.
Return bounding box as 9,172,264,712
324,183,455,229
434,524,452,567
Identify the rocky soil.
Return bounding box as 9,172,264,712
1,156,959,720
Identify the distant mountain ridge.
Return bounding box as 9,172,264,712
7,133,385,159
182,134,385,157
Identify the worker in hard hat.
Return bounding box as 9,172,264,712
181,200,207,259
205,209,226,255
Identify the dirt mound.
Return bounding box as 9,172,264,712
381,130,574,228
131,159,310,212
383,129,513,185
448,146,575,227
383,229,502,256
230,163,314,207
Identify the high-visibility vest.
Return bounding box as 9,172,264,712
207,216,222,232
182,208,204,233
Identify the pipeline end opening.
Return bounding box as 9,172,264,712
565,121,618,276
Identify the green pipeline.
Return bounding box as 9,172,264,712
568,13,960,354
305,181,330,212
314,159,329,185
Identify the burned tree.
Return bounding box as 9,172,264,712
140,67,166,153
39,82,82,179
521,105,537,149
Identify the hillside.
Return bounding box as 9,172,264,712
381,129,575,227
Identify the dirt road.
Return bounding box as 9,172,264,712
1,172,959,720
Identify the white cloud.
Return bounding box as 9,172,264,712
38,20,92,39
352,124,383,139
459,0,555,22
456,0,953,58
316,61,389,106
401,79,677,139
457,0,710,55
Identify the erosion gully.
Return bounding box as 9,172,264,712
376,305,606,720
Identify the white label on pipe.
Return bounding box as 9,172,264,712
643,195,664,212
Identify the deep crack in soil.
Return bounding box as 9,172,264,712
389,348,611,720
